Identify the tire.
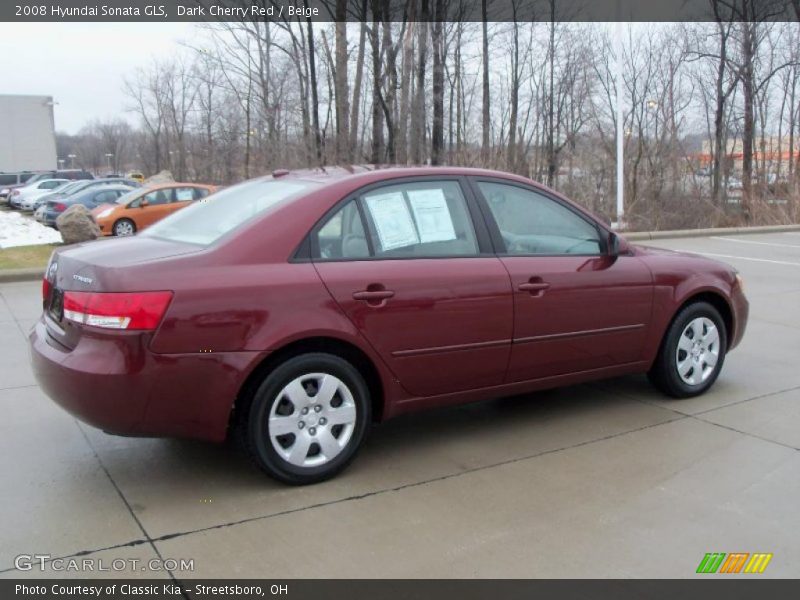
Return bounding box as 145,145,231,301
242,353,371,485
648,301,727,398
113,218,136,236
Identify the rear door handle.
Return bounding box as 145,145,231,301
353,284,395,307
518,279,550,296
353,290,395,301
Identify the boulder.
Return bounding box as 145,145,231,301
56,204,101,245
144,170,175,185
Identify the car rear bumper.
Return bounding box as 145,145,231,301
29,318,265,442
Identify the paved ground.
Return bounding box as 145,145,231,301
1,232,798,579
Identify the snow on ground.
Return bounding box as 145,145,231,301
0,210,62,249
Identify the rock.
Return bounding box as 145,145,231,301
144,170,175,185
55,204,101,244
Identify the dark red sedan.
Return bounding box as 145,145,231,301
30,167,748,484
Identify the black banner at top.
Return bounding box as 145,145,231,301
3,0,800,22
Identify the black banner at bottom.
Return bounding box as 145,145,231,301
4,579,799,600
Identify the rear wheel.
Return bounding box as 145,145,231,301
243,353,371,485
648,301,727,398
113,218,136,236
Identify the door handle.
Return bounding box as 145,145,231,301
353,284,395,306
518,279,550,296
353,290,395,301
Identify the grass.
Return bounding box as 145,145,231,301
0,244,58,270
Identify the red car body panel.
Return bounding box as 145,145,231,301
29,167,749,442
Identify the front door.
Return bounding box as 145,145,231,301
472,179,653,382
312,179,514,397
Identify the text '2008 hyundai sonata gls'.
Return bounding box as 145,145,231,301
30,166,748,484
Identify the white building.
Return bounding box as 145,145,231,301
0,94,57,172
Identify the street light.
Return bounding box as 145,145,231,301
105,153,114,170
67,154,76,168
58,159,65,169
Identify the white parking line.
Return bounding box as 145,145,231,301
713,236,800,249
676,250,800,266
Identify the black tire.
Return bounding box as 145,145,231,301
648,301,727,398
113,218,136,236
242,353,371,485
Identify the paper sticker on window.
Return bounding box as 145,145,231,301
365,191,420,251
407,188,457,243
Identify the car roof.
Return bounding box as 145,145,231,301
263,165,536,186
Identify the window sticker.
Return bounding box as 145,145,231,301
365,191,419,251
407,188,457,243
175,189,194,201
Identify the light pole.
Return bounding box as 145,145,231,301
105,153,114,171
67,154,76,168
58,159,65,169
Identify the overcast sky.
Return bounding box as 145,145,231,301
0,23,195,134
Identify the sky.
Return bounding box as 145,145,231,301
0,22,195,134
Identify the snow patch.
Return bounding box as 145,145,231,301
0,210,63,249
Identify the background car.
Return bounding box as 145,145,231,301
43,185,134,228
31,167,749,485
126,171,145,183
0,171,37,202
32,177,142,212
25,170,94,184
92,182,216,236
9,179,69,209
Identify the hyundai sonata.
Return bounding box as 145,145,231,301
30,167,748,484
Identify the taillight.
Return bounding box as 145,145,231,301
54,203,67,212
42,278,51,302
63,291,173,330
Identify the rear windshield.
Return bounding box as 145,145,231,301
141,178,315,246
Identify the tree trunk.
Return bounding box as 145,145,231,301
369,4,384,163
431,0,444,165
306,18,323,166
481,0,490,164
410,1,429,164
350,6,368,157
741,21,756,220
334,0,350,164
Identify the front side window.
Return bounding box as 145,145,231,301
360,181,479,258
477,181,602,255
144,189,170,206
315,200,369,260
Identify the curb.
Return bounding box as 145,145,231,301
0,267,44,283
622,224,800,241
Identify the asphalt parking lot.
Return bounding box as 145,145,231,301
1,231,798,579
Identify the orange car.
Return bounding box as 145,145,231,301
92,183,217,236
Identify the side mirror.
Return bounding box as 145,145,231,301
607,231,629,257
140,199,149,208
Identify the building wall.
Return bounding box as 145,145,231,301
0,95,57,172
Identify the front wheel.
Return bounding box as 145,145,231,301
113,218,136,236
648,301,727,398
243,353,371,485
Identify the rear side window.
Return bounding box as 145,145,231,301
173,187,196,202
0,174,16,185
360,181,478,258
142,178,315,246
93,190,119,205
315,200,369,260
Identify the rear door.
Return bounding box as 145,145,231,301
312,178,514,397
471,178,653,382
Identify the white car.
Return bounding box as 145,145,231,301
9,179,69,210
